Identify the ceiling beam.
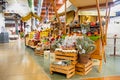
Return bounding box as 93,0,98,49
78,2,113,10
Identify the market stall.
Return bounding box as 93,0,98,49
48,1,114,79
68,0,113,72
24,0,114,78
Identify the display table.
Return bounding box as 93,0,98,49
50,64,75,79
75,60,92,75
0,32,9,43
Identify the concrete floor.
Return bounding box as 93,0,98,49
0,39,50,80
0,39,120,80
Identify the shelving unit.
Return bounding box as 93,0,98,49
70,27,81,33
70,25,100,35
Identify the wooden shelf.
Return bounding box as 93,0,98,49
55,51,78,65
50,64,75,79
75,60,93,75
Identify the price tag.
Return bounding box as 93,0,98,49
79,45,82,49
82,49,86,53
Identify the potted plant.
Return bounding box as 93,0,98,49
76,36,96,64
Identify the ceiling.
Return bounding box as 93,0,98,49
4,0,116,20
5,0,30,16
4,0,65,19
39,0,65,20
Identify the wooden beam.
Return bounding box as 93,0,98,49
74,8,79,21
78,2,113,10
42,6,60,10
64,0,67,34
43,3,62,6
50,0,61,24
96,0,103,37
105,0,111,45
104,0,108,61
105,6,111,45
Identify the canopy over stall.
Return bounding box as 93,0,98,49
69,0,113,9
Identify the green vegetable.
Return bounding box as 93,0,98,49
89,35,100,41
76,36,96,54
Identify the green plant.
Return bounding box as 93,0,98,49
50,39,62,51
20,32,24,38
76,36,96,54
81,23,90,34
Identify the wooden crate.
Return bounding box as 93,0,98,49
28,40,39,48
34,49,43,55
75,60,92,75
50,64,75,79
55,51,78,65
25,37,29,46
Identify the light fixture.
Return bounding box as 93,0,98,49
58,0,63,4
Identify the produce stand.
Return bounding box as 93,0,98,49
23,0,114,79
25,29,50,49
69,0,113,72
25,31,40,49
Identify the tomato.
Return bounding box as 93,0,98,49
90,22,96,26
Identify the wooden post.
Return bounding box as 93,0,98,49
74,8,79,21
105,6,111,45
96,0,106,72
102,0,110,63
64,0,67,34
50,0,61,24
104,0,108,45
96,0,103,38
105,0,108,22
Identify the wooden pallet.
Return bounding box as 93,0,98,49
75,60,92,75
55,51,78,65
34,49,44,55
50,64,75,79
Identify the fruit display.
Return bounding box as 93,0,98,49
90,22,96,27
69,21,100,36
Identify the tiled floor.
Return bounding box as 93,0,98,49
0,39,120,80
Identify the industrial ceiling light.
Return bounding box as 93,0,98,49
58,0,63,4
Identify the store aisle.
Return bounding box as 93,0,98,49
0,40,50,80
